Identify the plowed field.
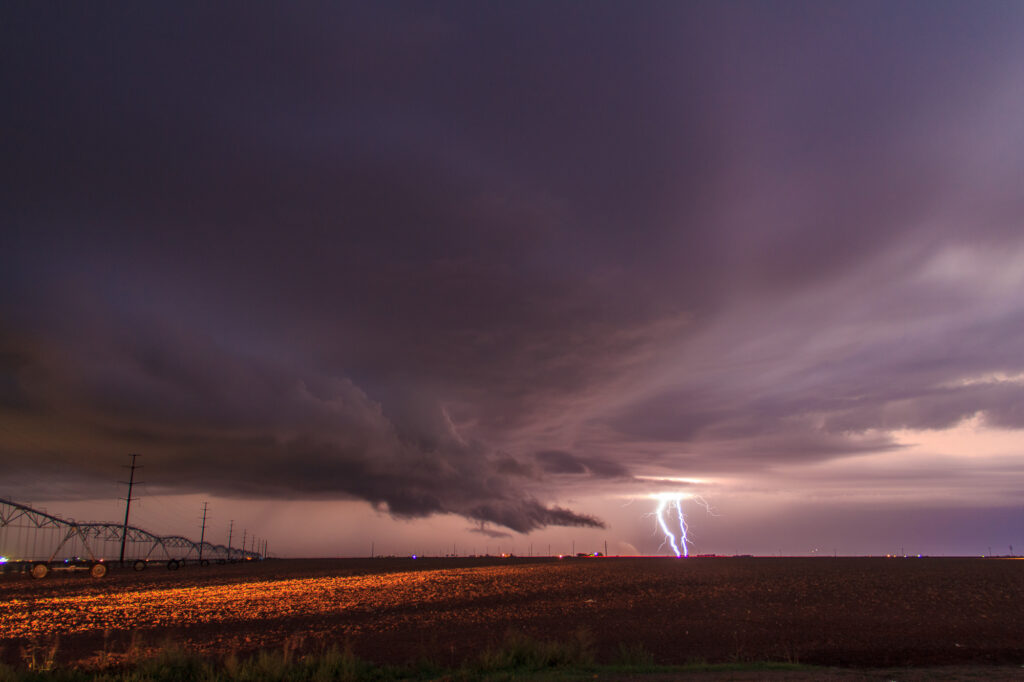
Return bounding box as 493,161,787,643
1,557,1021,669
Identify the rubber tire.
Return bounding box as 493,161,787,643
200,559,210,567
90,562,108,578
167,559,180,571
30,562,49,579
133,560,147,571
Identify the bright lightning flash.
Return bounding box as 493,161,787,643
649,493,713,557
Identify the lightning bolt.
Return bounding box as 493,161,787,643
651,493,713,557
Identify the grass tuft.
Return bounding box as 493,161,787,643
305,644,372,682
474,629,595,673
0,634,829,681
20,637,60,673
0,662,18,682
612,641,656,667
123,644,212,681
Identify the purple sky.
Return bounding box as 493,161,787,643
3,2,1023,557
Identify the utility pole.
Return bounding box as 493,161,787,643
119,454,141,567
241,529,247,557
227,520,234,559
198,501,208,563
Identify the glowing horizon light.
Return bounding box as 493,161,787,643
0,556,7,564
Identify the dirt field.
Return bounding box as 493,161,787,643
1,557,1021,671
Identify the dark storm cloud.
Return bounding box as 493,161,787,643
467,524,513,540
823,381,1024,434
0,306,601,532
535,451,629,478
535,451,587,475
4,2,1024,534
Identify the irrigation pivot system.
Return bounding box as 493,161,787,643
0,496,262,578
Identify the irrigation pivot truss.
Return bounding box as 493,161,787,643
0,496,261,578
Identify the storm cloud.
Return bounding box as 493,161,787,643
3,2,1024,546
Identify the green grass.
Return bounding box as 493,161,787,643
0,633,821,682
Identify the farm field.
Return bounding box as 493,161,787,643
1,557,1022,671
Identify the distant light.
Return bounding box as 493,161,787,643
0,556,7,564
411,555,417,559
